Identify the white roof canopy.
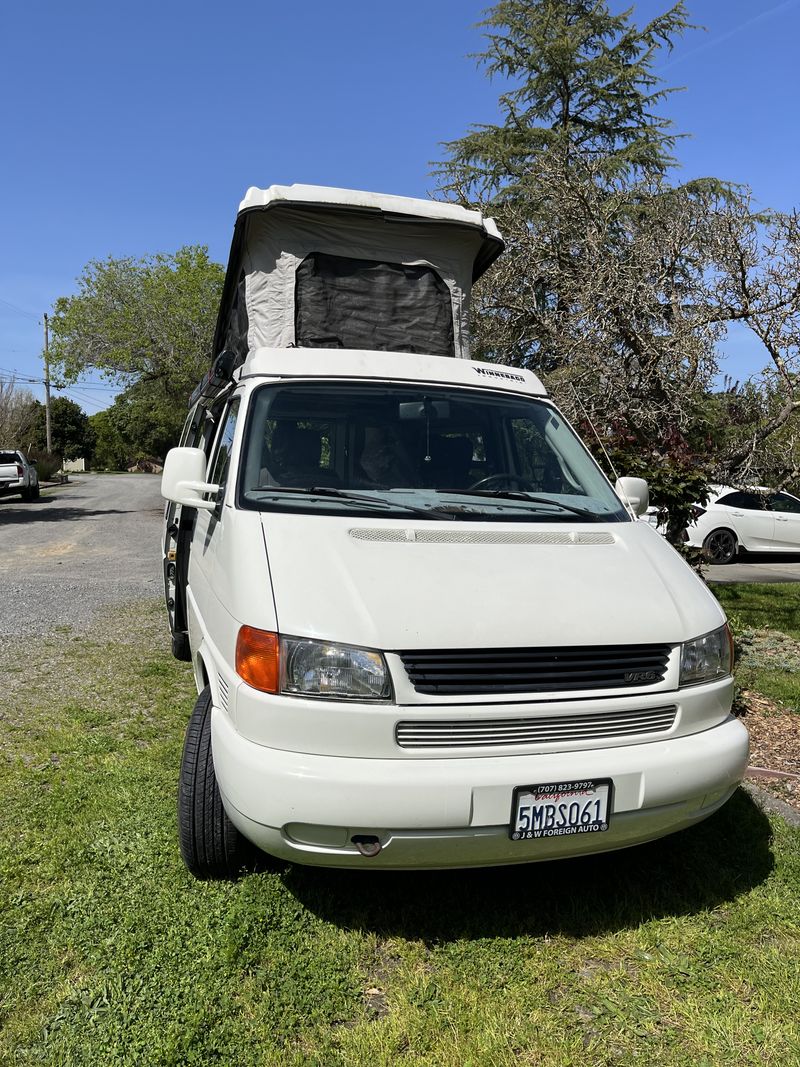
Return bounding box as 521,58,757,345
212,184,504,363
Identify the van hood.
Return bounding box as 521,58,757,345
260,513,724,650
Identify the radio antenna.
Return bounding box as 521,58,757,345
568,385,635,515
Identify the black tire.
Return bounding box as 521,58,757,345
20,487,32,502
31,483,40,500
171,631,191,662
702,528,738,565
178,686,256,879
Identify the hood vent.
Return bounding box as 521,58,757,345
349,528,615,546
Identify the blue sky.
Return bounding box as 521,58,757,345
1,0,798,414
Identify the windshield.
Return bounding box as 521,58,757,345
239,382,629,523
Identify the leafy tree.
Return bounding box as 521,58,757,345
88,380,184,469
28,397,95,461
0,380,38,448
50,246,224,457
88,409,129,470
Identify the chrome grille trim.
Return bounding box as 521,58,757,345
398,644,672,696
396,705,678,749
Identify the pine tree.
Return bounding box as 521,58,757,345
438,0,691,201
434,2,800,537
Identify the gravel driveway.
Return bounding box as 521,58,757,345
0,474,164,637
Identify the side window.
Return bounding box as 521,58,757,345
178,403,221,458
716,492,742,508
769,493,800,515
179,408,197,447
209,399,240,491
717,491,766,510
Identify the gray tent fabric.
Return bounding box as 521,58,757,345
213,185,504,362
221,273,249,360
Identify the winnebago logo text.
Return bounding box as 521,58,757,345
474,367,526,382
623,671,659,683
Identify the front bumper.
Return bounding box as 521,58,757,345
211,708,749,869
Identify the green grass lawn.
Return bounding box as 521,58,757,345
714,583,800,641
1,599,800,1065
715,583,800,711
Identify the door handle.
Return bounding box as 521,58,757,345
776,516,789,522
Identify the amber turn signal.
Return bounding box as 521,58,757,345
235,626,280,693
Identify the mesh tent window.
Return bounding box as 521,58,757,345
294,252,454,357
222,271,249,360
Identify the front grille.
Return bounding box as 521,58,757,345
396,705,677,749
397,644,671,696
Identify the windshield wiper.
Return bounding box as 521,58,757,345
443,489,604,520
252,485,456,521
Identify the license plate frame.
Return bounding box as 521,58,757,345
509,778,612,841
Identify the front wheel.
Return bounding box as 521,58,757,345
702,528,738,565
177,686,259,879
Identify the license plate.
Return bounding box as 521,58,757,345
510,779,612,841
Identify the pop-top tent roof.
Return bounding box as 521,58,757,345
211,184,504,364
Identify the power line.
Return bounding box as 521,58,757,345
0,372,42,385
0,297,40,322
60,388,108,413
0,367,118,390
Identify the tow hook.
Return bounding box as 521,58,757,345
351,834,382,857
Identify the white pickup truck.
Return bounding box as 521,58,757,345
0,449,40,502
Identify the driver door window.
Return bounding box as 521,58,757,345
208,399,240,498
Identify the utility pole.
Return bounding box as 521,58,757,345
43,312,52,454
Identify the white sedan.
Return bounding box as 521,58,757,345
686,485,800,564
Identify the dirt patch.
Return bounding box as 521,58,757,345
739,690,800,809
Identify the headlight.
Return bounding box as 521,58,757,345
281,637,392,701
679,624,733,687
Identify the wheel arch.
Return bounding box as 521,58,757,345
706,524,740,545
194,649,211,696
702,525,740,563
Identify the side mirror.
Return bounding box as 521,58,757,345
161,447,220,511
615,476,649,517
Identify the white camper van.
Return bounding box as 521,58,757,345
161,184,748,878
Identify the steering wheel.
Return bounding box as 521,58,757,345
467,473,537,491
